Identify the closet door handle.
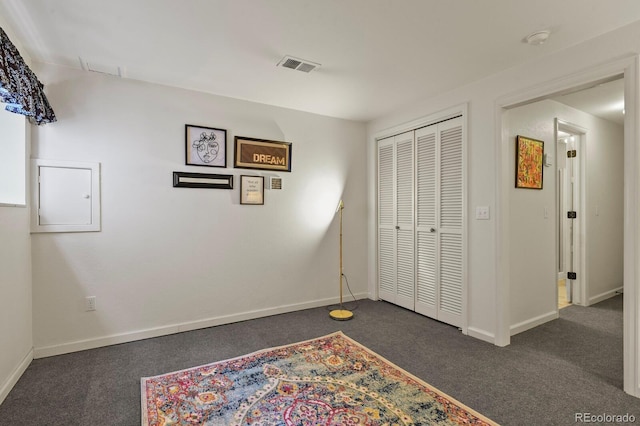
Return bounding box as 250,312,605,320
395,225,400,230
430,228,436,233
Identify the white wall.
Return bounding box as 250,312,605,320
0,19,33,404
0,120,32,403
366,20,640,343
504,100,558,333
584,112,625,302
30,63,368,356
505,99,624,334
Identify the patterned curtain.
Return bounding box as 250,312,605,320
0,27,56,125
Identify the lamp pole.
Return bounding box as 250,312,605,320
329,200,353,320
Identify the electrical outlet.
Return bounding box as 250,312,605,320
85,296,96,311
475,206,490,220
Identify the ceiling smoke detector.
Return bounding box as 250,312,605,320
525,30,551,46
277,55,321,73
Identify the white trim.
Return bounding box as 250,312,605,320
494,96,511,347
460,104,469,335
589,286,624,305
33,293,369,358
373,104,467,142
578,132,588,306
466,327,495,344
510,311,558,336
0,348,33,405
496,54,639,397
623,56,640,397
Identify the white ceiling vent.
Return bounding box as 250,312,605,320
79,57,125,77
277,55,321,73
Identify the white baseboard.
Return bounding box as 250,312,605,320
510,310,558,336
34,293,369,359
589,286,624,305
466,327,495,344
0,348,33,405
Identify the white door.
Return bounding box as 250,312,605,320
556,120,585,307
415,124,438,318
378,117,464,328
378,136,396,305
378,131,415,310
38,165,93,225
557,137,569,282
415,118,464,327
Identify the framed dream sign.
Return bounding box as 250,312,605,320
515,135,544,189
234,136,291,172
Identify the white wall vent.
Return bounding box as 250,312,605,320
277,55,320,73
79,57,125,78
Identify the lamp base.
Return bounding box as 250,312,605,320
329,309,354,321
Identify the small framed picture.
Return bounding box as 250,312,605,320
240,175,264,205
515,135,544,189
185,124,227,168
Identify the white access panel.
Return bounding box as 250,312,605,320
31,159,101,233
40,166,92,225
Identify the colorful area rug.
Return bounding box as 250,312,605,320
141,331,498,425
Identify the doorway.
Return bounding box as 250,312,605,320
497,63,635,395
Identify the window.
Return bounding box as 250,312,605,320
0,107,26,206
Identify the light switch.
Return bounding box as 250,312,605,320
475,206,490,220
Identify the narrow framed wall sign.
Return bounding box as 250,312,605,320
172,172,233,189
515,135,544,189
234,136,291,172
185,124,227,168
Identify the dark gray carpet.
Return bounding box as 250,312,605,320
1,296,638,425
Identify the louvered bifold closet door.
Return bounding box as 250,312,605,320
437,117,464,327
415,124,438,318
394,131,415,310
377,137,396,304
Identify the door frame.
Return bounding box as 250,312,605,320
495,55,639,397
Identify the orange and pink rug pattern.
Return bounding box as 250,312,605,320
141,331,497,425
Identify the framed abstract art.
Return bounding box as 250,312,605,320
515,135,544,189
185,124,227,168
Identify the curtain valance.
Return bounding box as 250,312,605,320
0,27,56,125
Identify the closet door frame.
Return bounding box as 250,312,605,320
374,104,468,334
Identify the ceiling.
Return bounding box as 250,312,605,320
552,78,625,125
1,0,639,122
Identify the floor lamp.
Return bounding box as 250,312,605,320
329,200,354,321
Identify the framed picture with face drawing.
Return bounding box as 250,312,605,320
185,124,227,168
